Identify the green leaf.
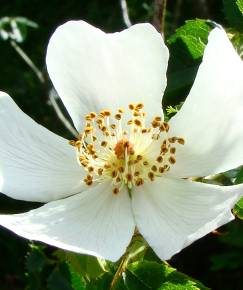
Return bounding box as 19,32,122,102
63,253,87,290
70,271,86,290
230,31,243,58
165,102,184,120
233,197,243,219
55,250,107,283
15,17,38,28
93,275,113,290
237,0,243,14
223,0,243,31
0,16,38,43
14,17,38,42
25,245,47,273
234,167,243,184
125,261,210,290
164,19,210,107
168,19,210,60
125,269,149,290
47,263,73,290
26,246,88,290
68,254,106,279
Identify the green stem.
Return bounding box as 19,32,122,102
161,0,167,35
110,252,129,290
153,0,167,37
10,40,77,136
10,40,45,84
110,232,148,289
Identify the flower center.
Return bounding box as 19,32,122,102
114,139,134,160
69,103,185,195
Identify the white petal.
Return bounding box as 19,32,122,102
168,28,243,178
46,21,168,131
132,177,243,260
0,182,135,262
0,92,83,202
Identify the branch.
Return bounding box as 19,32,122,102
119,0,132,28
110,252,129,290
152,0,167,36
110,231,147,289
10,40,77,137
49,90,77,136
10,40,45,84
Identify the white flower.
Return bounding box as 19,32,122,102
0,21,243,262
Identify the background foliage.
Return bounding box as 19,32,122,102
0,0,243,289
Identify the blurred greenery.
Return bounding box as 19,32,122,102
1,0,243,289
223,0,243,31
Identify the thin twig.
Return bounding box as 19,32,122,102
110,253,129,290
110,231,147,289
49,91,77,136
152,0,167,36
10,40,45,84
119,0,132,28
10,40,77,136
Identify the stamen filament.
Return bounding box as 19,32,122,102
70,102,185,194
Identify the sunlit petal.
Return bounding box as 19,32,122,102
0,92,83,202
0,181,134,261
169,28,243,178
46,21,168,131
132,177,243,260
